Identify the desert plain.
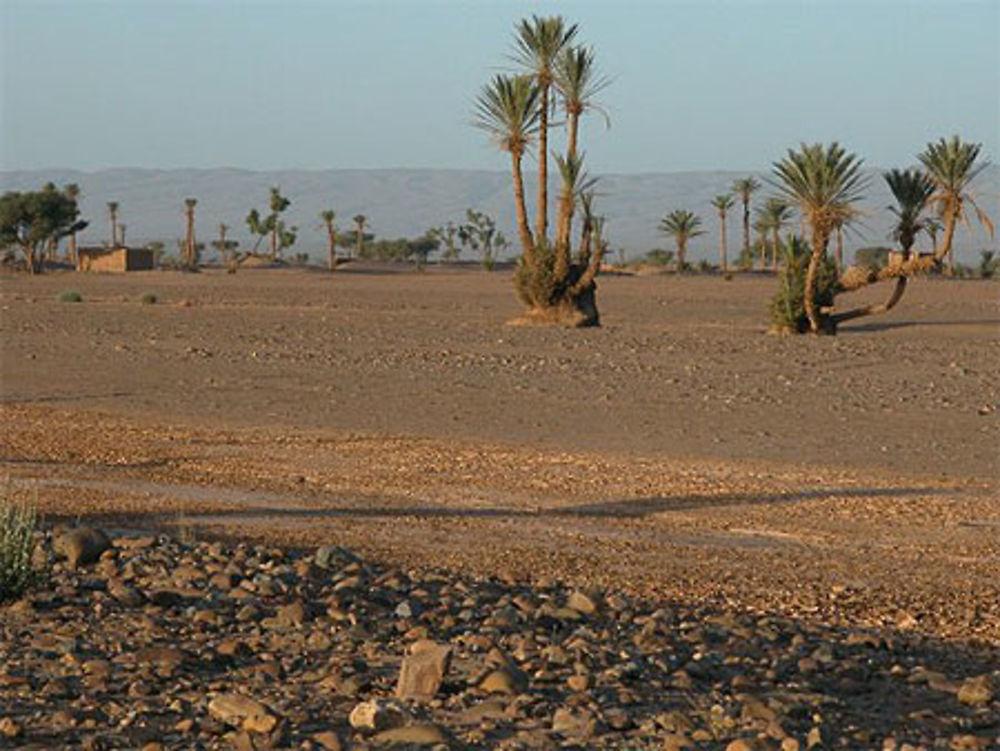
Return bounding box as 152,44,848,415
1,265,999,749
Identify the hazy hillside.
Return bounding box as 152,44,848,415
2,167,997,264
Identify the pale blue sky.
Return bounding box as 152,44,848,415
2,0,998,174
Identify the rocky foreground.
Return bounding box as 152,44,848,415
1,528,998,751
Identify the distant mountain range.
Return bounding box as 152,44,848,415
2,166,997,264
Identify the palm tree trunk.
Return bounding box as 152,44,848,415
742,200,750,263
327,227,337,271
566,109,579,163
936,203,958,266
676,237,686,272
536,85,549,244
804,228,828,333
719,211,727,272
771,227,780,271
69,232,77,265
511,151,535,265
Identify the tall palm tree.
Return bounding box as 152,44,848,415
731,177,761,264
320,209,338,271
64,183,80,263
659,209,704,272
553,44,609,162
772,142,868,333
918,136,994,274
710,194,735,272
762,198,794,270
352,214,368,259
752,212,772,270
473,74,542,261
512,15,578,244
183,198,197,269
107,201,120,248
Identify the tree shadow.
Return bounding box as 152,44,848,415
839,318,1000,333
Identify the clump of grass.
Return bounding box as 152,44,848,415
59,290,83,303
140,292,158,305
1,492,40,602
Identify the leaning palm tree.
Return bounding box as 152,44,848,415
732,177,761,264
772,142,868,333
710,194,735,272
107,201,120,248
917,136,994,274
833,168,934,324
474,74,541,260
512,15,578,244
659,209,704,272
352,214,368,259
320,209,338,271
762,198,794,270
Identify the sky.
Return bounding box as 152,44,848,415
1,0,998,175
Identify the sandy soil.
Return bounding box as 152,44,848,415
2,266,998,642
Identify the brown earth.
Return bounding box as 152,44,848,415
2,266,999,643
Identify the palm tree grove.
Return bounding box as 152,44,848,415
2,7,999,750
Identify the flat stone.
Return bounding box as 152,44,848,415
957,676,994,707
349,699,408,732
208,693,274,728
479,667,527,695
395,640,451,702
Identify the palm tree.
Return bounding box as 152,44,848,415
64,184,80,263
554,44,609,162
925,217,942,255
659,209,704,272
752,212,772,270
762,198,794,271
320,209,338,271
512,15,578,244
710,194,735,272
352,214,368,259
183,198,197,269
473,74,541,261
833,168,934,325
918,136,994,274
772,142,868,333
107,201,120,248
731,177,761,264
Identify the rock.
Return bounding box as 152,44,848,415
54,527,111,568
371,723,448,745
349,699,408,732
566,590,600,615
314,545,359,571
395,640,451,702
567,673,591,692
957,676,994,706
551,707,603,738
479,667,527,695
311,730,344,750
208,693,276,732
0,717,21,739
663,733,694,750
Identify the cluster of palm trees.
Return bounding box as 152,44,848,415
771,136,992,333
474,14,610,326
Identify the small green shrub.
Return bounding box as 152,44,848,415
770,236,839,332
514,240,558,307
1,496,40,602
140,292,158,305
59,290,83,303
980,250,998,279
640,248,675,267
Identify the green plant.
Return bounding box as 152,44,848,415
1,493,40,602
770,236,839,333
641,248,674,267
980,250,998,279
140,292,158,305
59,290,82,303
853,246,892,270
